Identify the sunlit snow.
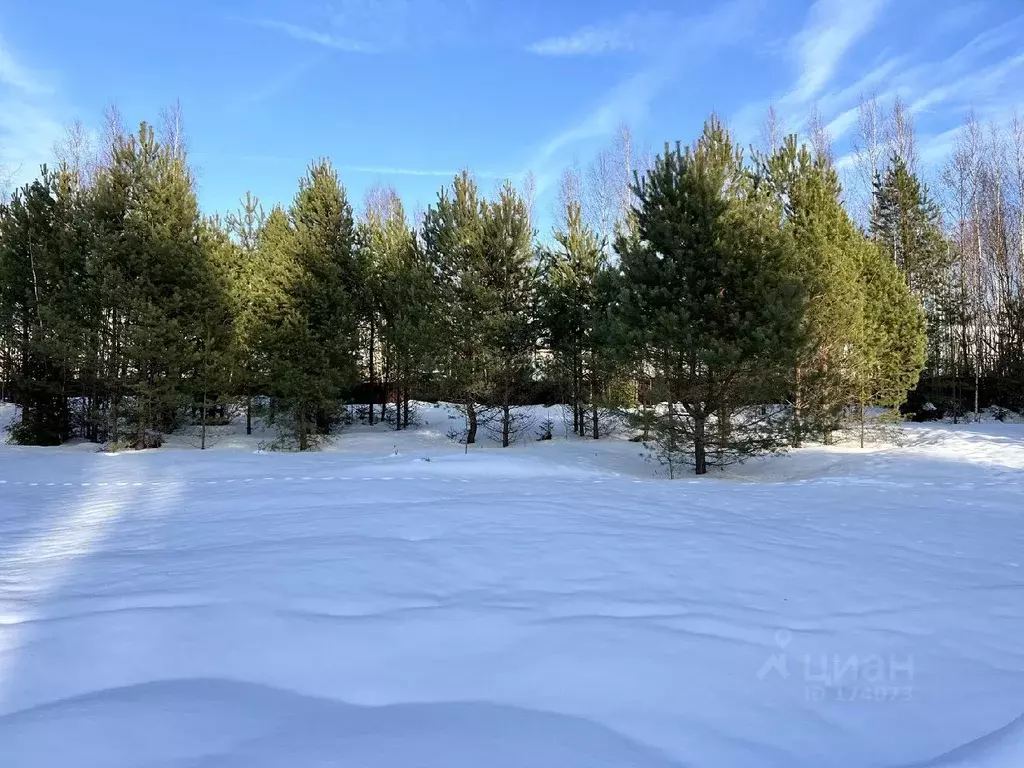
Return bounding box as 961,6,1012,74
1,402,1022,767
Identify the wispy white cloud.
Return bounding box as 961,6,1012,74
229,55,327,114
732,0,890,148
786,0,889,105
931,1,989,35
243,1,483,54
527,12,672,57
528,68,667,174
918,126,963,165
825,105,860,142
815,54,905,115
0,100,64,183
0,37,52,96
910,50,1024,116
342,165,468,178
245,18,376,53
340,165,507,179
329,0,472,50
524,0,758,194
0,36,62,186
735,1,1024,168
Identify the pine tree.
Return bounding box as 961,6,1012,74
0,165,89,444
422,171,488,444
267,160,360,449
858,239,928,439
225,191,267,435
254,205,305,444
359,189,437,430
84,122,214,448
479,181,536,447
613,117,804,476
539,199,619,439
760,136,865,445
190,216,237,450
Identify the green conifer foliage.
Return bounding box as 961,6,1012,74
613,117,805,475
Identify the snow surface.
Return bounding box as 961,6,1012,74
1,403,1023,767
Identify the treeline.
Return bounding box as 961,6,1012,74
842,98,1024,416
0,100,1001,474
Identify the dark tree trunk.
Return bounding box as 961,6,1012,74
466,401,478,444
368,322,376,426
793,366,803,449
694,415,707,476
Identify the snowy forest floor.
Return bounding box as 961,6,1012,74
1,403,1023,767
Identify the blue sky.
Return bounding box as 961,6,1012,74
1,0,1022,232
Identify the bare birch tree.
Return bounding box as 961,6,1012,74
53,119,97,188
851,93,886,224
887,96,919,173
807,104,834,167
760,103,784,156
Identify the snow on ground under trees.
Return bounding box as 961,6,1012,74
0,402,1023,767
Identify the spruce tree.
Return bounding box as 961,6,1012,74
871,153,946,403
871,155,947,296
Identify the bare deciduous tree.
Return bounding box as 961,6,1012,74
760,103,784,156
807,104,834,167
99,103,126,169
53,119,97,187
887,96,918,173
520,170,537,232
852,93,886,224
159,98,188,160
585,146,615,249
556,162,583,231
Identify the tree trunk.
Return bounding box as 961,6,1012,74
246,393,252,435
859,395,866,449
592,404,599,440
793,366,803,448
402,385,410,429
502,403,511,448
974,201,983,419
640,378,650,441
380,354,388,425
368,322,376,426
466,401,477,444
717,405,731,463
694,414,707,476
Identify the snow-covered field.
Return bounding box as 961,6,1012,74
1,403,1023,767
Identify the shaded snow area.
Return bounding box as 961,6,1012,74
1,404,1023,767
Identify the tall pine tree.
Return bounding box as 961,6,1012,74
613,118,804,475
